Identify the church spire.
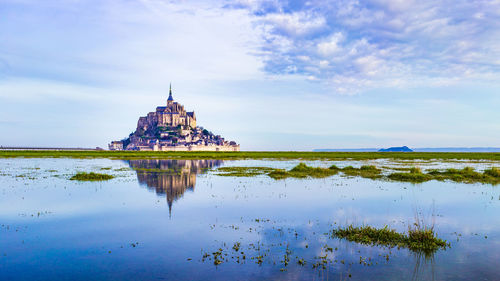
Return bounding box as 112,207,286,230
167,83,173,103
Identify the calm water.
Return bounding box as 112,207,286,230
1,158,499,280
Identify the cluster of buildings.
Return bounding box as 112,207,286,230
109,85,239,151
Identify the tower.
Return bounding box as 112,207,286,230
167,83,174,105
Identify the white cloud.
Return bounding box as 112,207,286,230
369,0,416,12
227,0,500,94
263,11,326,37
355,55,384,76
317,32,344,56
318,60,329,68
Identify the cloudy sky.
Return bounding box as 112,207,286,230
1,0,499,150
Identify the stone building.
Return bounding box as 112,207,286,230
109,85,239,151
108,141,123,150
136,85,197,134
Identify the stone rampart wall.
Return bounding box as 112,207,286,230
152,145,240,152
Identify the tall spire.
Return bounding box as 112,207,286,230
168,83,173,102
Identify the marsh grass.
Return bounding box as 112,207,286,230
382,166,416,171
484,167,500,177
388,173,432,183
274,163,339,179
389,166,500,184
215,163,500,184
331,225,448,254
216,167,279,177
70,172,115,181
409,167,422,173
428,167,499,184
340,165,382,179
216,163,339,179
332,203,447,254
388,167,432,183
265,169,289,179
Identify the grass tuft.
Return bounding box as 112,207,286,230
409,167,422,173
70,172,114,181
484,167,500,177
268,163,339,179
388,166,431,183
388,173,432,183
341,165,382,179
266,170,290,180
390,166,500,184
331,225,448,254
287,163,339,178
216,167,279,177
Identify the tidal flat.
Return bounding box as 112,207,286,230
1,157,500,280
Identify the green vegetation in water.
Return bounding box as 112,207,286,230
485,167,500,177
331,225,448,254
382,166,418,171
389,166,500,184
1,150,499,160
217,163,381,180
268,163,339,179
387,167,432,183
340,165,382,179
70,172,115,181
216,164,500,184
217,163,339,179
216,166,278,177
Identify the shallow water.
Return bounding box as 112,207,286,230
1,158,499,280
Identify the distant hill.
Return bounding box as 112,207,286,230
378,146,413,152
313,147,500,152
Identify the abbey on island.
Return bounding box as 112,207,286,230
109,85,240,151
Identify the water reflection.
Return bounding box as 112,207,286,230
412,253,436,281
128,159,223,213
2,158,500,280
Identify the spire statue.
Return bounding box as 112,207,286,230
167,83,174,104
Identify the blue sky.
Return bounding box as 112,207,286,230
0,0,499,150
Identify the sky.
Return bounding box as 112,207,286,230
0,0,499,150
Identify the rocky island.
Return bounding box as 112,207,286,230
109,86,239,151
378,146,413,152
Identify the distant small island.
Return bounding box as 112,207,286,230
109,85,239,151
378,146,413,152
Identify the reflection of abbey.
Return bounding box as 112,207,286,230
128,159,223,213
109,85,239,151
